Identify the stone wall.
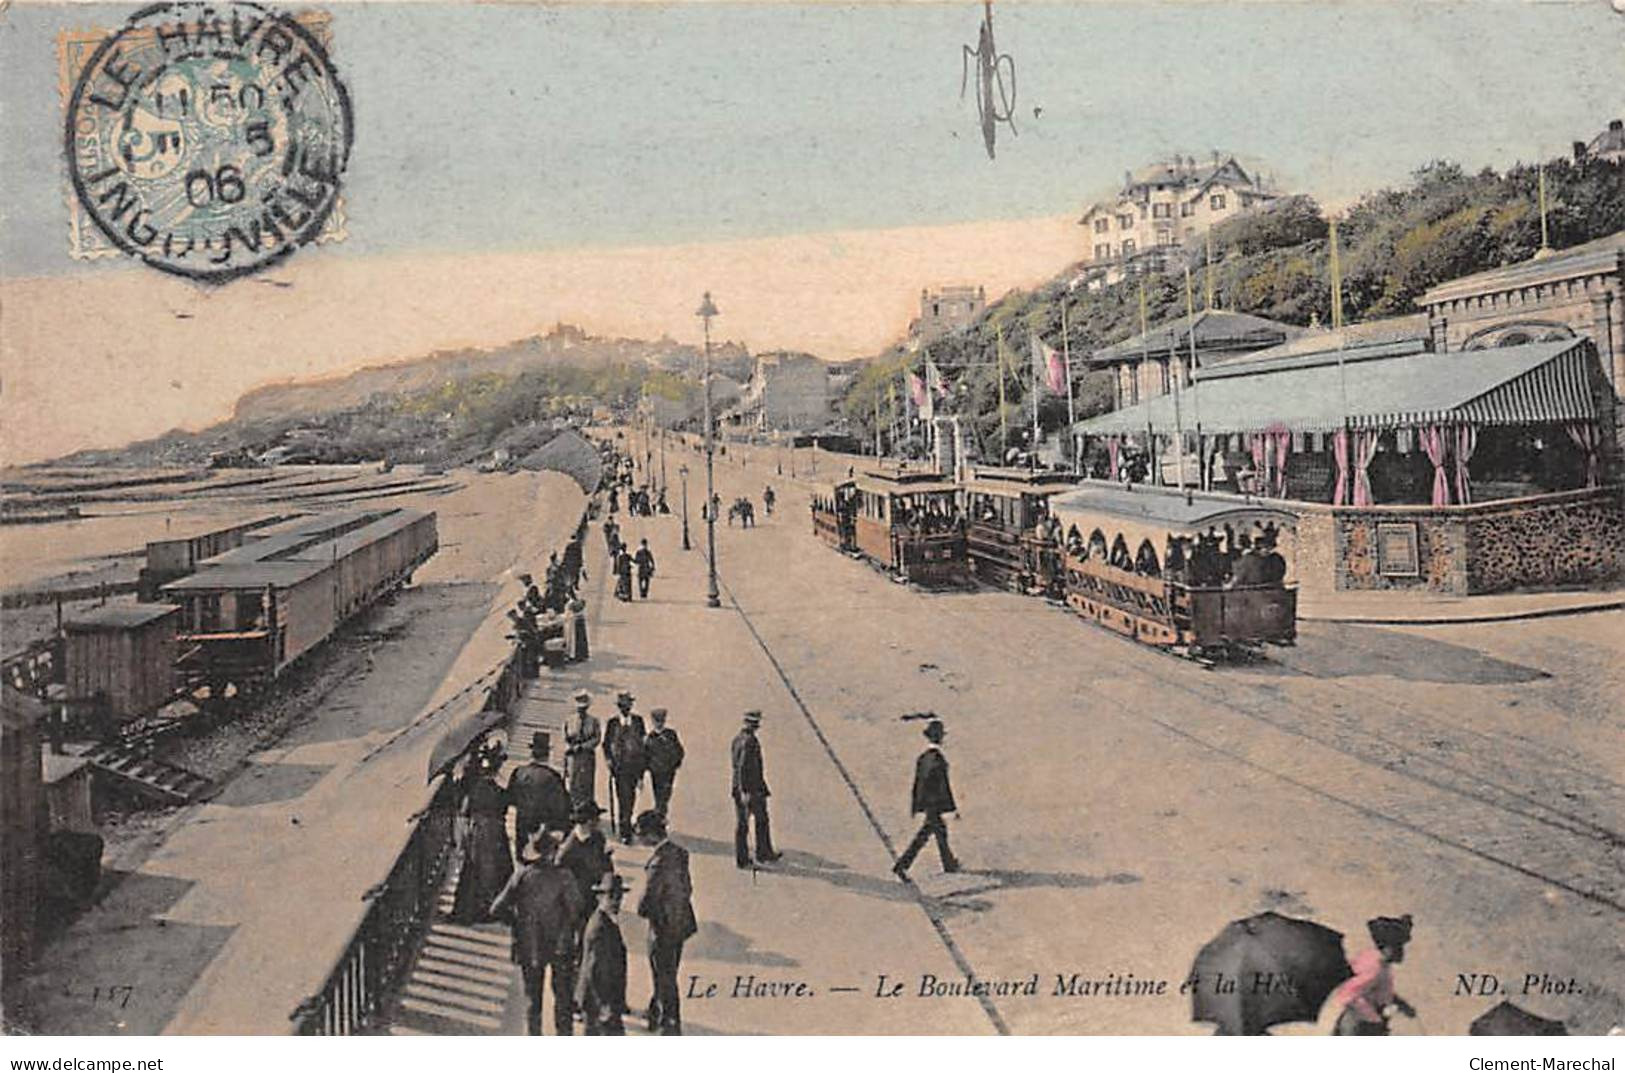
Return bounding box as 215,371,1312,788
1276,486,1622,596
1464,487,1625,593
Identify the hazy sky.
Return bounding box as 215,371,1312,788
3,1,1623,461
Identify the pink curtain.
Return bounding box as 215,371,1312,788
1454,426,1477,505
1107,436,1120,480
1332,429,1350,506
1566,422,1601,488
1420,425,1450,507
1272,430,1290,498
1352,429,1380,507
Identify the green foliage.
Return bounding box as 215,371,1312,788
840,152,1624,454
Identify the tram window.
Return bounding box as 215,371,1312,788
1088,529,1109,559
1135,540,1161,577
1066,525,1084,556
1109,535,1133,570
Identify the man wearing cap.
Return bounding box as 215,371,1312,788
603,691,647,843
575,873,629,1035
894,718,960,878
507,731,572,847
636,810,696,1035
730,711,781,868
564,691,602,806
490,829,583,1036
644,708,685,820
1330,914,1417,1035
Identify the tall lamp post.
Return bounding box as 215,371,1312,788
697,292,722,609
659,428,667,498
679,463,691,550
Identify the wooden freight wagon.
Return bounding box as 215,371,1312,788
162,508,438,690
62,603,180,727
137,514,290,599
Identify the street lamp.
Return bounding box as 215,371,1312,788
697,292,722,609
679,463,691,550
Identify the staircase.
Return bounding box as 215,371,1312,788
81,741,211,805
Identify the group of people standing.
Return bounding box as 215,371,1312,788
604,518,657,602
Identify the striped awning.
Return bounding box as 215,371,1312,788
1074,337,1604,438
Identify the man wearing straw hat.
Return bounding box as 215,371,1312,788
564,690,601,806
490,828,582,1036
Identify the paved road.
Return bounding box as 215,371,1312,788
618,439,1624,1035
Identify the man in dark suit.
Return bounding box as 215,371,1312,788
634,538,657,599
644,708,685,819
730,710,781,868
506,731,571,846
490,829,584,1035
635,810,697,1036
893,717,961,878
575,873,629,1035
603,691,647,844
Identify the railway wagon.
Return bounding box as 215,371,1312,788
62,604,180,726
851,470,969,588
162,508,438,688
962,468,1075,596
810,479,858,552
1048,487,1296,658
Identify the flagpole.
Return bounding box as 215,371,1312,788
1205,228,1216,311
1062,302,1076,475
874,379,884,459
1030,330,1040,471
997,324,1008,463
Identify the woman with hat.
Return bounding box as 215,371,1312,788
1329,914,1417,1035
451,735,515,924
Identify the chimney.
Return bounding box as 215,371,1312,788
1211,149,1220,167
1124,169,1134,188
1611,119,1623,132
1574,141,1588,163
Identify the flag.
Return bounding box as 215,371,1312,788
1030,333,1066,395
907,371,928,411
925,357,949,400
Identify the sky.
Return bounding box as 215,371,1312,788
2,0,1623,462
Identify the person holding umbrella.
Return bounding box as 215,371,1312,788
1329,914,1417,1036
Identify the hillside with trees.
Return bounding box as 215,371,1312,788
840,151,1625,461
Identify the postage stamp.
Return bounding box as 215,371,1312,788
58,2,351,282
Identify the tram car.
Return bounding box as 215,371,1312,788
961,468,1076,596
1048,486,1296,658
851,469,970,588
161,508,439,692
810,479,858,553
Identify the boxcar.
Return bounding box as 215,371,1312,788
62,603,180,725
961,468,1075,596
851,470,969,588
810,480,858,552
162,508,438,690
1048,486,1296,658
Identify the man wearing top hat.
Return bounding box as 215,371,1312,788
893,717,961,878
575,873,629,1035
506,731,572,847
636,810,697,1035
489,828,583,1036
603,691,647,843
644,708,685,820
730,710,781,868
564,691,602,806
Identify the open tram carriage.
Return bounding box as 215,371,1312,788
810,479,858,553
852,470,970,587
962,468,1075,596
1048,487,1297,659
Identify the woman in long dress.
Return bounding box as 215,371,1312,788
451,744,514,923
569,596,590,662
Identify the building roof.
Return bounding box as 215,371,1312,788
63,602,181,631
1224,314,1429,365
1092,310,1304,366
1420,230,1625,307
1586,119,1624,157
1075,336,1601,437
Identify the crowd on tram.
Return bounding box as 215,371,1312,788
1063,519,1287,588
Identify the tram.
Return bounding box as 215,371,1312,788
961,468,1075,596
1048,486,1297,658
851,469,970,587
810,479,858,553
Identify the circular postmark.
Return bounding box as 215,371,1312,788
65,1,352,283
